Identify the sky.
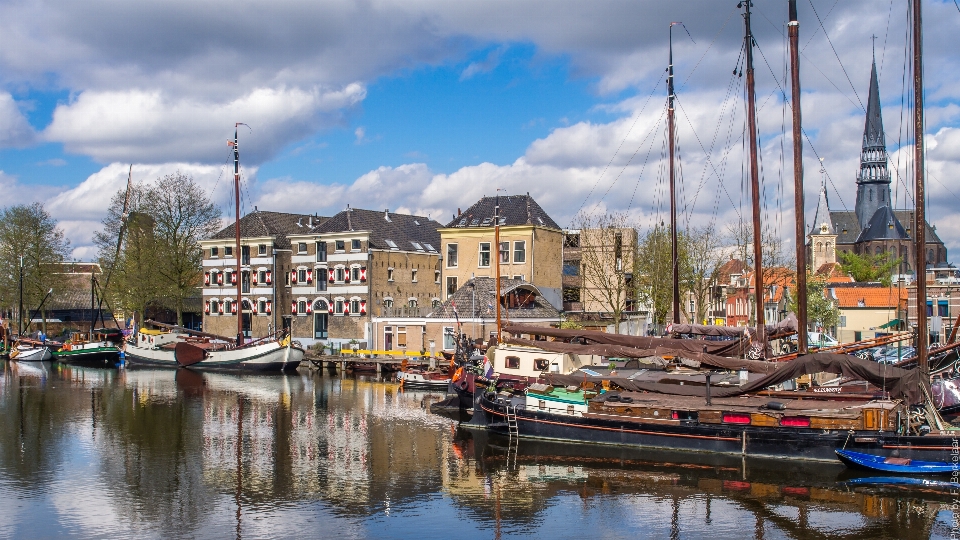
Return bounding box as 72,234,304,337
1,0,959,262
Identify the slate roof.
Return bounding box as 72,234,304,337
445,194,560,230
808,183,833,235
829,211,861,245
314,208,441,252
211,210,326,249
856,206,908,243
429,277,560,319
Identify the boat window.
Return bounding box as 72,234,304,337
505,356,520,369
567,405,575,415
534,358,549,371
538,400,545,410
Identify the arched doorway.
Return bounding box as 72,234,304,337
313,300,328,339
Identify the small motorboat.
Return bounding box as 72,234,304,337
841,476,960,490
11,345,52,362
835,449,957,475
397,369,450,391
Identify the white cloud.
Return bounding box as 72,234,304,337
0,92,35,148
44,84,365,164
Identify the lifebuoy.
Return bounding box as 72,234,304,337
452,367,464,382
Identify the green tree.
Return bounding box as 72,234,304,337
786,273,839,332
0,203,71,334
838,251,899,285
636,223,690,326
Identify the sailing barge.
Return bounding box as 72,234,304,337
469,351,955,463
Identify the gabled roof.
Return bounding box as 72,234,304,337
856,206,908,243
830,286,906,309
314,208,441,252
893,210,944,244
210,210,326,249
429,277,560,319
445,194,560,230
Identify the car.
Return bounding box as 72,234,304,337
807,332,839,349
876,346,915,364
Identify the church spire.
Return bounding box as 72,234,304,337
854,49,892,229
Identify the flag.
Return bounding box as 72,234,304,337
451,301,458,316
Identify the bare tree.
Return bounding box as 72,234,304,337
574,212,636,333
147,173,220,325
0,203,71,333
681,226,727,324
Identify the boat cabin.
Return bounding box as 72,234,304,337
490,344,589,380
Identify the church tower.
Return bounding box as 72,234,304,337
853,53,892,228
809,182,837,271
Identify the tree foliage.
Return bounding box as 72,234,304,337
838,250,900,286
786,273,839,331
0,203,71,333
636,223,690,326
96,172,220,326
681,226,727,324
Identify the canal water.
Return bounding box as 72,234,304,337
0,361,956,539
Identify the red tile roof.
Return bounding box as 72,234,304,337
831,286,907,309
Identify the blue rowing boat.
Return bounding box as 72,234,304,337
841,476,960,490
836,449,957,475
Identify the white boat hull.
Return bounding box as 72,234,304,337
13,347,52,362
125,340,304,371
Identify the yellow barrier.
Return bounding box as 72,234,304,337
339,349,441,358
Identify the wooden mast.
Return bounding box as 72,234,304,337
912,0,928,387
788,0,808,354
494,191,502,342
233,124,244,347
669,22,681,325
743,1,766,349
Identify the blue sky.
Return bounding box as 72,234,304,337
1,1,959,261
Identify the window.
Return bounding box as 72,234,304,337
385,239,398,249
284,270,291,286
351,239,361,251
443,327,456,350
297,300,307,316
396,327,407,348
350,299,360,315
334,299,344,315
424,243,436,253
352,267,360,282
224,246,233,257
258,244,267,256
387,268,394,281
335,240,345,252
446,244,458,267
505,356,521,369
411,241,424,252
534,358,549,371
224,270,233,286
435,270,441,283
478,242,491,267
298,242,308,254
446,276,457,298
383,298,394,308
408,299,418,308
314,310,328,339
241,271,250,293
513,241,526,263
223,299,233,315
316,242,327,262
431,298,441,308
298,269,307,284
241,245,250,265
499,241,509,264
210,300,220,314
316,269,327,291
258,270,266,285
563,262,580,276
335,267,345,282
211,247,219,258
411,269,418,282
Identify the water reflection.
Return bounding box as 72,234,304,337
0,361,954,539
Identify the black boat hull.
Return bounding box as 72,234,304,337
470,392,957,463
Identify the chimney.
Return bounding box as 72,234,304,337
384,209,390,221
307,216,313,228
457,208,461,216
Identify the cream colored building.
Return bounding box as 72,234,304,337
439,194,563,310
831,285,906,343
